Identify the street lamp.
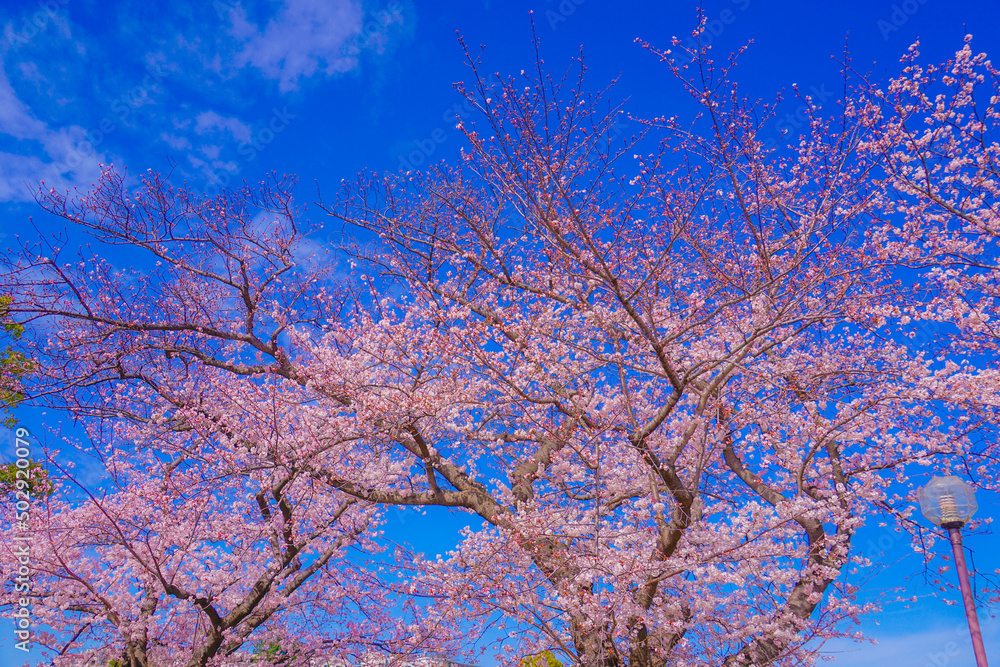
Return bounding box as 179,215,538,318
918,475,990,667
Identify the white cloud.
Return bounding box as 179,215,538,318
822,617,1000,666
0,0,405,202
0,62,105,202
0,64,48,141
0,151,52,201
230,0,364,92
160,132,192,151
194,110,252,143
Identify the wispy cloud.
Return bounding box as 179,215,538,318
159,132,192,151
823,615,1000,666
194,110,252,143
0,63,48,140
0,61,106,201
229,0,364,92
0,0,407,202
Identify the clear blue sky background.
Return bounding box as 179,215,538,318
1,0,999,665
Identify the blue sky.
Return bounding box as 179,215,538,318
2,0,1000,665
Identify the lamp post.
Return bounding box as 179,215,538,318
918,475,990,667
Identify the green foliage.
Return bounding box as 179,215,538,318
0,297,43,497
519,651,563,667
0,460,52,497
255,639,284,659
0,295,32,427
253,638,299,664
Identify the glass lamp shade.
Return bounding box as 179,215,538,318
918,476,979,528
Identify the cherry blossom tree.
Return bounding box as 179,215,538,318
0,177,430,666
3,32,999,667
864,37,1000,359
1,426,391,667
